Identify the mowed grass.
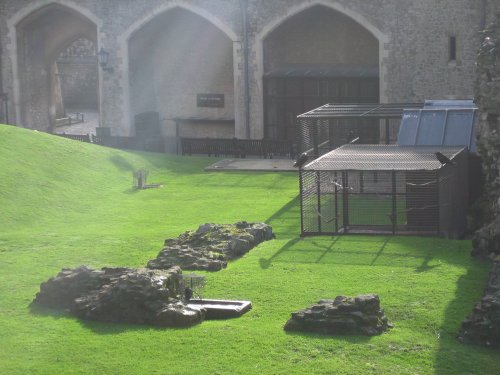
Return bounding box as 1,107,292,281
0,124,498,374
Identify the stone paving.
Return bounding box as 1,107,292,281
54,108,99,135
205,158,296,172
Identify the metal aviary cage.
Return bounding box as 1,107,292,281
299,145,468,238
297,103,425,156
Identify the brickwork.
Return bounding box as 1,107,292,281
0,0,496,136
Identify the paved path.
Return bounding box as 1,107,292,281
55,108,98,134
205,158,297,172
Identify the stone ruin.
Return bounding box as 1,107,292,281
33,222,272,327
147,222,274,271
472,8,500,259
459,9,500,349
459,261,500,347
284,295,392,336
33,265,205,327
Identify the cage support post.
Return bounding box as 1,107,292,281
299,169,305,235
391,170,397,235
385,118,390,144
342,171,349,232
328,120,335,150
313,121,319,157
316,171,322,233
436,169,440,236
334,176,339,233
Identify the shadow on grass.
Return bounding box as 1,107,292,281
433,263,496,374
109,154,135,172
265,195,301,237
284,329,372,343
259,237,302,269
29,301,194,334
261,235,446,270
29,302,71,320
77,319,183,335
123,187,140,194
266,195,300,224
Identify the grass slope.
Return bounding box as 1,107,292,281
0,124,498,374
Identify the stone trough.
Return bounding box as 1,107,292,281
187,299,252,319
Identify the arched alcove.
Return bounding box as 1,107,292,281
15,3,97,132
261,5,381,141
128,7,235,146
56,37,98,114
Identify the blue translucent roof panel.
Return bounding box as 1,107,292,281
416,111,447,145
424,99,476,108
397,108,477,152
443,111,475,149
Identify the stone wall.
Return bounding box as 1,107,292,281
0,0,496,135
472,9,500,259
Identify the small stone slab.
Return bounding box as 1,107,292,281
187,299,252,319
284,295,392,336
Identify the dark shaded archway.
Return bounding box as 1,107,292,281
15,3,97,132
263,5,380,142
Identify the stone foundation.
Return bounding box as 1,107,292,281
284,295,392,336
147,222,274,271
33,265,205,327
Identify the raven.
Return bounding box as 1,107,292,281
293,152,309,168
435,152,455,166
184,287,193,301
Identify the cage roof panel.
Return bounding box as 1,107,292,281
303,144,466,171
297,103,425,119
397,107,477,152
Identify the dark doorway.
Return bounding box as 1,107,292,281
262,5,380,143
264,76,379,141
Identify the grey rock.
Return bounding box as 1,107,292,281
459,260,500,347
148,222,274,272
284,294,391,336
33,265,206,328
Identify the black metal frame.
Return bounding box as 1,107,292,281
264,77,379,143
297,103,424,156
299,145,468,238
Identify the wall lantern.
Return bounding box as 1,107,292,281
97,48,114,73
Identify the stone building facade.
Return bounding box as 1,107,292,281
0,0,496,143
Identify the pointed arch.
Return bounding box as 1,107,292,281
7,0,101,127
253,1,389,139
121,2,237,44
119,2,238,134
257,0,388,46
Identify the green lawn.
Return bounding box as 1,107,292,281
0,124,498,374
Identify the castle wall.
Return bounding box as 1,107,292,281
0,0,495,137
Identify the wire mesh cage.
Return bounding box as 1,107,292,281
297,103,424,156
299,145,468,238
179,274,206,300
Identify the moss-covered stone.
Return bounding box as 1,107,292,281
147,222,274,271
